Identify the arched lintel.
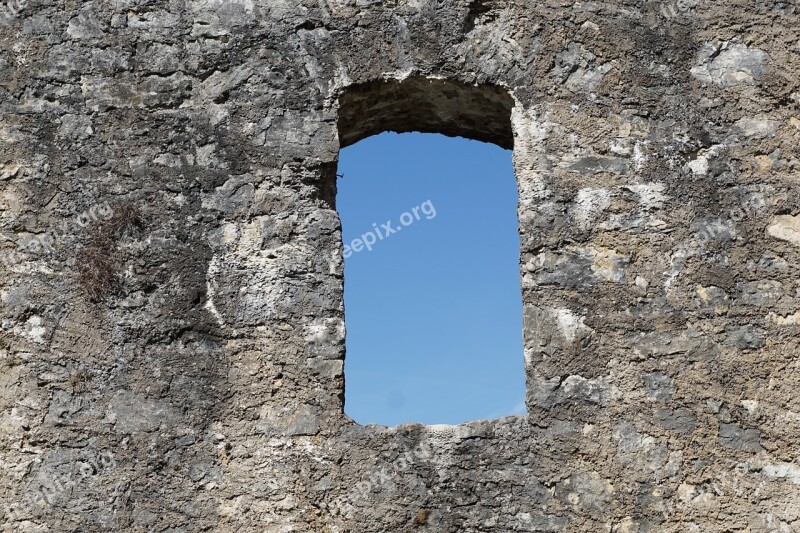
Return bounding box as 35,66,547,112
337,77,515,150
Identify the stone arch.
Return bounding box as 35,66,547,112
336,77,516,150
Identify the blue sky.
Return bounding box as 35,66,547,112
337,132,525,426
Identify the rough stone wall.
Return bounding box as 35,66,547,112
1,0,799,531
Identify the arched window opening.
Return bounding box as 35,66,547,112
336,78,525,426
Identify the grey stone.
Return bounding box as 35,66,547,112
642,373,674,402
691,42,771,85
738,280,784,307
724,325,766,351
735,116,781,139
107,390,179,434
656,408,697,436
718,423,763,452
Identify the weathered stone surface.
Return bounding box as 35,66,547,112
1,0,799,531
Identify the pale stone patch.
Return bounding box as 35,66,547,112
691,42,770,86
572,188,611,229
625,182,669,209
767,215,800,247
763,462,800,485
632,141,648,170
767,311,800,325
0,163,21,181
735,115,781,138
589,246,628,283
687,155,709,175
741,400,759,415
204,254,226,327
555,308,591,343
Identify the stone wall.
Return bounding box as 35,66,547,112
1,0,799,531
